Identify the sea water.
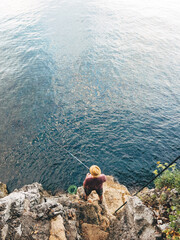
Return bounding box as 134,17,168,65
0,0,179,192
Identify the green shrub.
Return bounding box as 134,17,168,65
153,162,180,238
153,162,180,193
159,192,167,204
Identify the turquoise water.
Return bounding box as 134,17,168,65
0,0,179,192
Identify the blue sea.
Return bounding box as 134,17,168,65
0,0,179,192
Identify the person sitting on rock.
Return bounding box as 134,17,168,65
83,165,106,203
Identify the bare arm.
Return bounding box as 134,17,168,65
83,173,90,188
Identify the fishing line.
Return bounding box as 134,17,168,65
53,117,101,162
49,136,89,170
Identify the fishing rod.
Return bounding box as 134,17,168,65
114,155,180,214
47,133,180,212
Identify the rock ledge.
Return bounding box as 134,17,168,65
0,176,157,240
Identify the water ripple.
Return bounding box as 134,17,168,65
0,0,180,192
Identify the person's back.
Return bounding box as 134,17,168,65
83,165,106,203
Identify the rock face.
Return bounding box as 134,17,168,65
103,176,130,216
0,183,63,239
49,215,66,240
81,223,109,240
108,196,156,240
0,177,158,240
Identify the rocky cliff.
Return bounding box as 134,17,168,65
0,176,160,240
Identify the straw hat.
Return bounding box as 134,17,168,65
90,165,101,177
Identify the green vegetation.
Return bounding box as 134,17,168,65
139,161,180,239
153,162,180,193
153,162,180,239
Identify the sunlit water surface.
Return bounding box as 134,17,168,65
0,0,180,192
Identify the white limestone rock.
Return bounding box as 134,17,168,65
108,196,156,240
